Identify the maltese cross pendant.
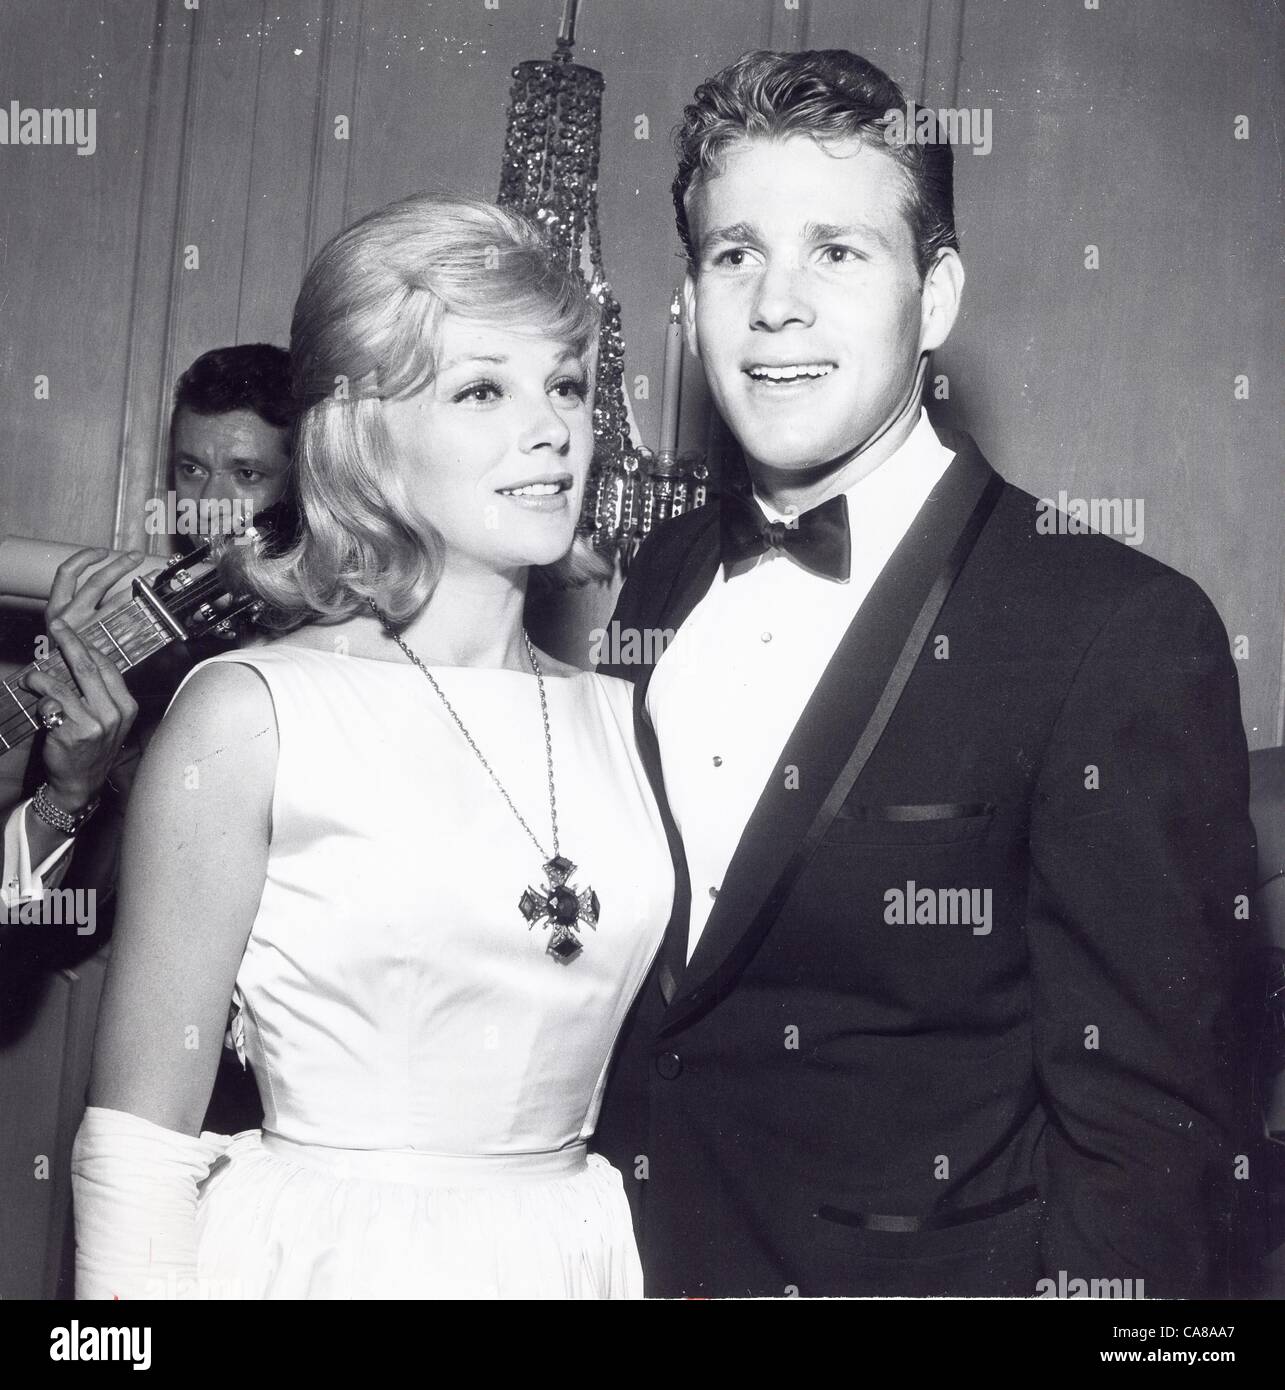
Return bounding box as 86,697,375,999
518,855,600,961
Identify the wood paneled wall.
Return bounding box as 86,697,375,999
1,0,1280,745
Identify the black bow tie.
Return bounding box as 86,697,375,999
721,490,851,582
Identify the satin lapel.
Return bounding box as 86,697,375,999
631,435,754,711
658,437,998,1036
620,502,722,833
634,503,723,709
626,505,720,1003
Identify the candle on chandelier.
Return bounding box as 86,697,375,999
658,288,683,461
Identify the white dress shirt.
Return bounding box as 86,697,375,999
646,410,956,961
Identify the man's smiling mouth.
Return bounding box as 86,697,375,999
744,362,836,383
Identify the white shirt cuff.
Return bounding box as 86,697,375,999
1,800,75,910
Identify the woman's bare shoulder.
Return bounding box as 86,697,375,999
129,660,277,843
157,659,278,755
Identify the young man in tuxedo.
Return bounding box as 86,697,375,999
593,49,1256,1299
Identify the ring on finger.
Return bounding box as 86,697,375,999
39,701,67,730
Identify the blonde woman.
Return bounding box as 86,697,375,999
71,194,673,1299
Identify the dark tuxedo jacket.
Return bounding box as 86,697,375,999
592,431,1257,1299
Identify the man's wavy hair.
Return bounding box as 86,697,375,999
673,49,958,279
172,343,297,434
223,192,604,634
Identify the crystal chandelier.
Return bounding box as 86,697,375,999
496,0,707,560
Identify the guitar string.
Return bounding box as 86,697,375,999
0,610,168,750
0,603,147,746
0,596,180,750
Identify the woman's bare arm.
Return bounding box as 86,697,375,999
88,661,277,1136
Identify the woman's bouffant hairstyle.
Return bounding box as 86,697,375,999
673,49,958,279
223,192,604,633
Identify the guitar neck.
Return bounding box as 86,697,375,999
0,595,176,755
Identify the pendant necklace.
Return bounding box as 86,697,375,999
369,599,600,961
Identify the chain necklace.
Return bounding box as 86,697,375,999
368,599,599,961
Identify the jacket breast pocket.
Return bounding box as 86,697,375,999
820,801,996,847
806,1190,1043,1297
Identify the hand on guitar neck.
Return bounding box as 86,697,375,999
18,549,145,864
3,538,260,866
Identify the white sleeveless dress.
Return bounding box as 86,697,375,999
170,644,672,1299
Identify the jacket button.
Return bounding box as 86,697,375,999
655,1051,683,1080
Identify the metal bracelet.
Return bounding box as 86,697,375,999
31,783,100,835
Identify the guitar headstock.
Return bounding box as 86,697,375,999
136,541,262,643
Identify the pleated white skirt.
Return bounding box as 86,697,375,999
193,1130,643,1300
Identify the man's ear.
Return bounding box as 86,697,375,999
919,247,965,354
681,271,700,359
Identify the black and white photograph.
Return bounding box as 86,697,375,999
0,0,1280,1351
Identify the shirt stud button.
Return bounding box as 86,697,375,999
712,755,723,767
709,886,719,899
760,631,773,643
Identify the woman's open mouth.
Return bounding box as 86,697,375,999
496,474,574,510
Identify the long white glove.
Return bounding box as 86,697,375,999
72,1104,230,1300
